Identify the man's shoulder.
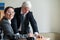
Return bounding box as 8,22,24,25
28,11,32,15
14,7,21,13
15,7,21,10
26,11,33,17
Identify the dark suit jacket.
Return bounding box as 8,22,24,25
0,18,14,38
11,7,39,34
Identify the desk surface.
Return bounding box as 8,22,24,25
18,37,50,40
36,37,50,40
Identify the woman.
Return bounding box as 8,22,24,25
0,6,17,40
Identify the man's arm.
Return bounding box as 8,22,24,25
29,12,39,33
29,12,44,38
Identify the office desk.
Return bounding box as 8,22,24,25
18,37,50,40
36,37,50,40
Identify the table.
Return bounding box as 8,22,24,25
18,37,50,40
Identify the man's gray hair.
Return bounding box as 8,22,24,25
22,1,32,9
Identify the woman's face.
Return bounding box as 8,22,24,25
5,8,15,20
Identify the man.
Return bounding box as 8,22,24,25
11,1,42,40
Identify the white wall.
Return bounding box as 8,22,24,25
50,0,60,33
0,0,4,2
3,0,60,33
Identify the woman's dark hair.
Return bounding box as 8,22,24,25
4,6,14,13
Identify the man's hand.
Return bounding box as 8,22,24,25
34,32,44,39
35,34,43,38
28,32,34,37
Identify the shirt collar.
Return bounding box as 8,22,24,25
8,19,11,24
21,11,27,17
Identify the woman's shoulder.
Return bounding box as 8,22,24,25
1,18,9,24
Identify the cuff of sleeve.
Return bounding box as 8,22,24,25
34,32,39,35
16,33,20,35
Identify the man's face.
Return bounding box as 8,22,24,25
22,7,30,14
5,8,15,20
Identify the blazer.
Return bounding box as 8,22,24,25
0,18,14,37
11,7,39,34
